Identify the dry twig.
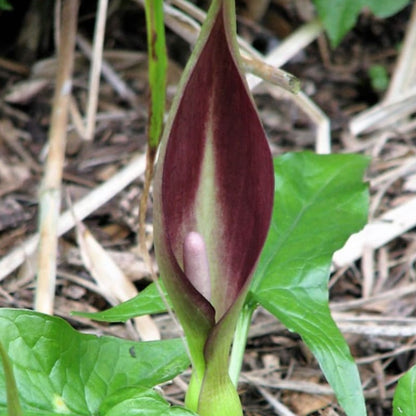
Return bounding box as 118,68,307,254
84,0,109,141
350,1,416,135
0,154,146,282
333,197,416,268
35,0,79,314
385,1,416,100
257,385,297,416
76,34,138,111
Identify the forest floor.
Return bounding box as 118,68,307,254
1,1,416,415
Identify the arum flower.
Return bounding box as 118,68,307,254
153,0,274,414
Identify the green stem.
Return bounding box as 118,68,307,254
139,0,167,256
144,0,167,150
229,301,255,386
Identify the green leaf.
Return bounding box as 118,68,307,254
0,341,23,416
313,0,411,46
313,0,363,46
0,309,189,415
73,282,169,322
0,411,58,416
0,0,12,10
393,365,416,416
368,64,389,92
366,0,411,18
251,152,369,416
99,387,197,416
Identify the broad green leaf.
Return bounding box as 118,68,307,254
99,387,197,416
251,152,369,416
0,309,189,415
0,411,58,416
73,282,169,322
0,341,23,416
393,365,416,416
366,0,411,18
313,0,363,46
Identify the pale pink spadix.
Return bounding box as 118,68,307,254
184,232,211,301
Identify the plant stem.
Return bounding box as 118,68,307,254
138,0,167,258
229,301,255,386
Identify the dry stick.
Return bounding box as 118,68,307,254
0,153,146,282
337,322,416,337
266,86,331,154
161,1,201,45
350,3,416,135
68,95,86,138
296,92,330,154
331,282,416,312
0,57,29,75
332,196,416,268
370,156,416,188
84,0,108,141
361,246,375,298
249,374,397,400
349,87,416,136
240,0,271,21
356,344,416,366
242,54,300,94
169,0,206,23
385,0,416,101
369,166,416,220
246,19,322,87
324,313,416,337
242,374,334,396
256,386,297,416
247,311,416,339
260,308,416,336
76,34,138,107
244,20,330,154
138,148,156,261
34,0,79,315
53,0,61,51
0,120,42,173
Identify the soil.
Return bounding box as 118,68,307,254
0,1,416,415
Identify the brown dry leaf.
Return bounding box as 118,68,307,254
75,219,160,341
0,159,30,197
65,246,151,282
284,391,333,416
240,0,271,21
4,79,49,104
